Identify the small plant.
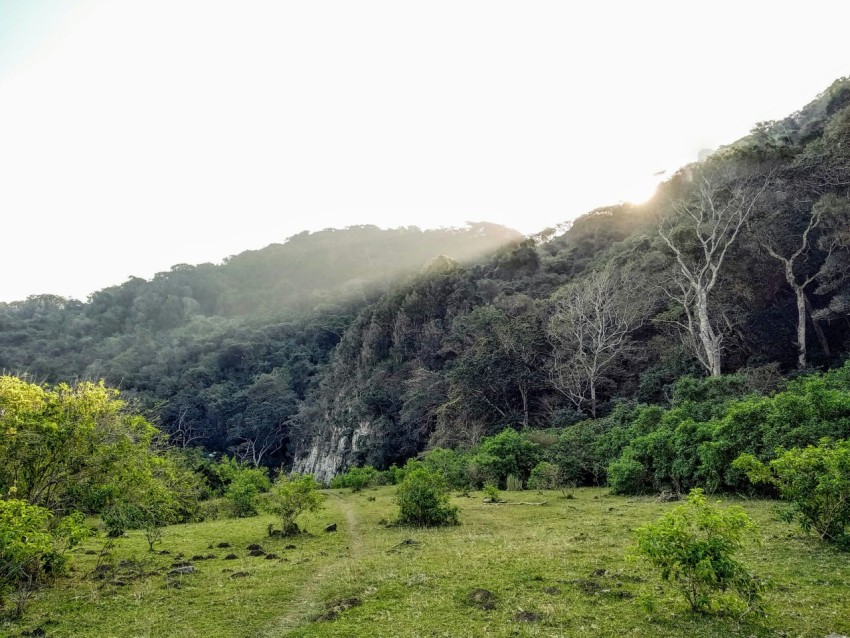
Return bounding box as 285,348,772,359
631,489,764,615
395,467,459,527
734,438,850,548
505,474,523,491
265,474,324,535
482,484,502,503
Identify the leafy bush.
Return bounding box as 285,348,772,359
505,474,523,491
265,474,324,535
224,465,271,517
422,448,471,489
0,499,88,618
527,461,563,490
734,438,850,548
482,483,501,503
475,429,541,487
395,467,459,527
330,465,378,492
632,489,764,615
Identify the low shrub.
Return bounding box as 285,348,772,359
395,468,459,527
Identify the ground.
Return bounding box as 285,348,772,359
6,487,850,637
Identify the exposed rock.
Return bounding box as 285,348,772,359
216,542,231,548
325,523,338,533
514,611,542,622
293,421,373,484
224,553,238,560
248,549,266,557
246,544,264,551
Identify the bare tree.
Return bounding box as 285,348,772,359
547,265,648,418
751,191,848,367
659,163,770,376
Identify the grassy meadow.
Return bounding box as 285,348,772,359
6,487,850,638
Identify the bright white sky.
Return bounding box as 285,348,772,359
1,0,849,302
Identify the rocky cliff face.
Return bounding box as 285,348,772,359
292,420,373,484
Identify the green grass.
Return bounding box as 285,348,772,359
6,488,850,637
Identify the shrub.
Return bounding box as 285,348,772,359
527,461,563,490
632,489,764,615
0,499,88,618
423,448,470,489
224,465,271,517
482,484,501,503
330,465,378,492
475,429,542,487
265,474,324,535
395,467,459,527
734,438,850,548
505,474,523,491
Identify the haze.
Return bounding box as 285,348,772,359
1,0,848,302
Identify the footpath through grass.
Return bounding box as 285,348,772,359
7,487,850,637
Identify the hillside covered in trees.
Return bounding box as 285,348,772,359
2,78,850,484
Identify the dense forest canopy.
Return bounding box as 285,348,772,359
2,79,850,483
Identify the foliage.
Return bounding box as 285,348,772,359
734,438,850,548
0,499,88,617
0,376,159,513
330,465,378,492
395,467,459,527
527,461,563,490
471,429,541,488
224,464,271,517
265,474,324,535
632,489,764,615
422,448,471,490
482,484,501,503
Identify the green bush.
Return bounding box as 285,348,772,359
527,461,563,490
423,448,470,489
734,438,850,548
395,467,459,527
482,483,501,503
475,429,541,487
505,474,523,491
330,465,378,492
265,474,324,535
632,489,764,615
0,499,88,618
224,465,271,517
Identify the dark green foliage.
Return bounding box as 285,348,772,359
395,468,459,527
632,489,764,615
469,429,541,488
607,365,850,494
735,439,850,548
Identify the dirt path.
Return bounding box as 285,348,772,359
260,493,361,637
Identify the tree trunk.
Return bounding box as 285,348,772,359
805,293,831,359
519,381,529,428
696,290,722,376
794,286,808,369
590,381,597,419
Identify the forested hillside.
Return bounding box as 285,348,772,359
2,79,850,483
0,223,521,465
293,77,850,480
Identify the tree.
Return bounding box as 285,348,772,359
265,474,324,536
750,189,849,367
632,489,764,615
659,162,770,376
547,265,648,417
0,376,159,512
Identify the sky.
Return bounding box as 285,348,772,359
1,1,849,303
